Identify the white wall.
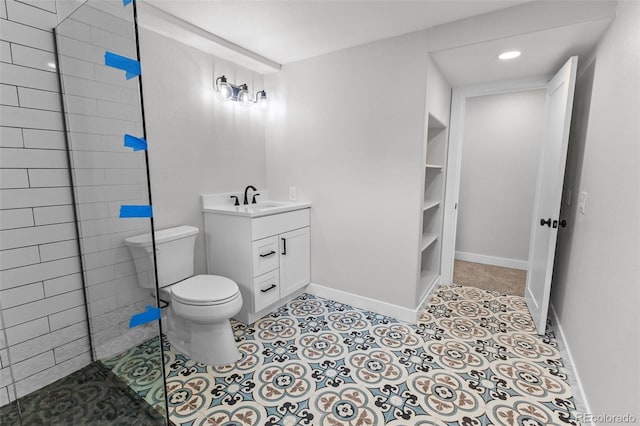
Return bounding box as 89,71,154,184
456,90,545,266
551,0,640,417
262,1,614,312
264,32,428,310
426,60,452,126
138,28,267,275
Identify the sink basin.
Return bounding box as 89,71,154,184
202,195,311,218
251,202,287,210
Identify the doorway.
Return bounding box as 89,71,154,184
442,58,578,334
442,81,549,296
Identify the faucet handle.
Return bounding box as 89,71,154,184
230,195,240,206
252,193,260,204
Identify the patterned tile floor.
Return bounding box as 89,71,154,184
104,284,580,425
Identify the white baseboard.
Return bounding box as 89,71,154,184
455,251,528,270
549,303,592,425
306,282,434,324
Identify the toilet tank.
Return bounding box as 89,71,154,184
124,226,199,289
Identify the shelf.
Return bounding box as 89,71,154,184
423,200,440,212
427,114,447,130
421,233,438,251
425,164,443,170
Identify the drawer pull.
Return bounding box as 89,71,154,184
259,250,276,258
261,284,277,293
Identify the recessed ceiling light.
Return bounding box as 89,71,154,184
47,62,57,69
498,51,521,60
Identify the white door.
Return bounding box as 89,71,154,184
279,227,311,296
525,57,578,335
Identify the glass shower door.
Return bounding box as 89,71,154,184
55,0,168,421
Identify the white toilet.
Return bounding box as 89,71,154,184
124,225,242,366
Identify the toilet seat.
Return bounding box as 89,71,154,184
172,274,240,306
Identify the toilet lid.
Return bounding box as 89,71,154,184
171,275,239,306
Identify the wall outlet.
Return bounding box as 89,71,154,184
578,191,587,214
289,186,297,201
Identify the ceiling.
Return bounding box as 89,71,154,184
148,0,529,64
142,1,616,85
432,18,613,86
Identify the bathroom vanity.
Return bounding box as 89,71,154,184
202,192,311,324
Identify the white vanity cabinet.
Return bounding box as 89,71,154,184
203,206,311,324
278,227,311,296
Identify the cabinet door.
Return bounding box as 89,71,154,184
279,227,310,297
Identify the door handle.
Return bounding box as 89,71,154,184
540,218,552,227
281,238,287,255
541,218,566,228
259,250,276,258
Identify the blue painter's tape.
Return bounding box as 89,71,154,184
104,51,141,79
123,0,133,6
129,306,160,328
120,205,153,218
124,134,147,151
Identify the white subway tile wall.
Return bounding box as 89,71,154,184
0,0,155,406
0,0,90,405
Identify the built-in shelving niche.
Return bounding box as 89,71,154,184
417,113,448,299
420,240,440,291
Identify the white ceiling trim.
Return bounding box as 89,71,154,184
137,2,282,74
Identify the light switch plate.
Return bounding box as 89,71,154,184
578,191,587,214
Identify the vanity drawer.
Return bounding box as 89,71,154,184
253,269,280,312
251,208,310,240
252,236,279,277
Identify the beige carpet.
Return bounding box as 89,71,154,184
453,259,526,296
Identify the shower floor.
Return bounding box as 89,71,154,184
0,362,167,426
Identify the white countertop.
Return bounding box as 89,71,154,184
202,192,311,218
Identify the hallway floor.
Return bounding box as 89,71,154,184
454,260,527,296
105,284,579,425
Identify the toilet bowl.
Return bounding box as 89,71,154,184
125,226,243,366
170,275,242,365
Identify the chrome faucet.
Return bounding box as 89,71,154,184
243,185,257,205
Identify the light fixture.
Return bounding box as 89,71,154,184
236,84,252,105
214,75,267,107
47,62,57,69
498,50,521,60
215,75,233,100
255,90,267,109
